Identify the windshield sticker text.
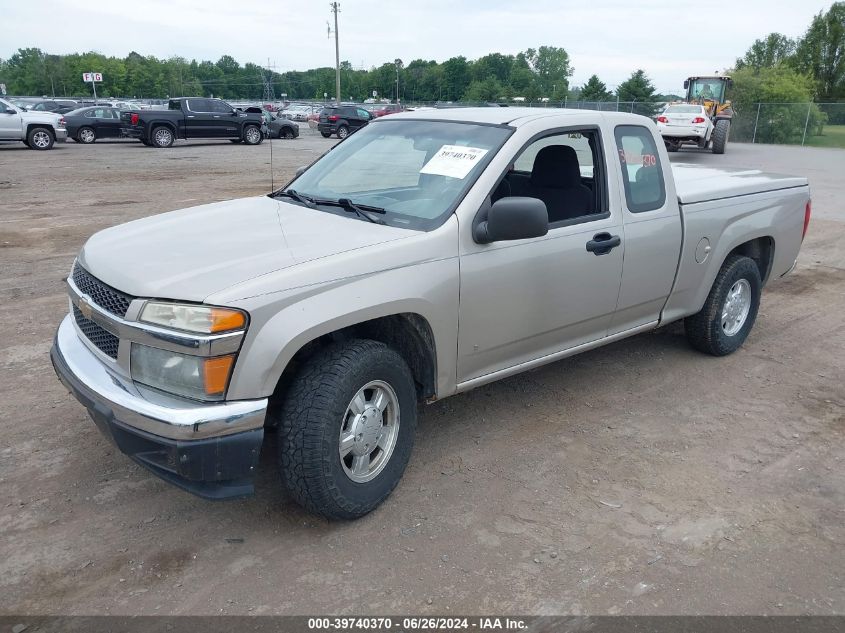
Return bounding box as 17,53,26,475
420,145,490,179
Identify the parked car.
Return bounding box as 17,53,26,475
317,105,372,139
52,108,811,520
65,106,127,143
24,99,79,114
120,97,265,147
657,104,714,152
0,96,67,149
371,103,404,117
265,110,299,139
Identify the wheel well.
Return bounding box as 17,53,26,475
728,237,774,283
274,313,437,404
25,123,54,137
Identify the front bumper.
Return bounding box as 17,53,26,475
51,315,267,499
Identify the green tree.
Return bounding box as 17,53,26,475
616,69,658,115
728,66,826,143
463,77,505,102
579,74,612,102
735,33,796,70
523,46,573,95
794,2,845,100
441,56,470,101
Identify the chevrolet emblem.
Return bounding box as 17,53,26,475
78,296,94,320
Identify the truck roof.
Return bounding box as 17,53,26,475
383,106,647,128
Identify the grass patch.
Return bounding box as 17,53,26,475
806,124,845,148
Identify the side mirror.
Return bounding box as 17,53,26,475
295,165,308,177
3,108,16,115
474,197,548,244
683,80,689,90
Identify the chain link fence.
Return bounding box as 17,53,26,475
728,103,845,147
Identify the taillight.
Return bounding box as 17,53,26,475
58,117,66,127
130,113,139,125
328,115,338,122
657,116,668,123
692,117,706,124
802,200,811,241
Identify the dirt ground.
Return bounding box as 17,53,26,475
1,129,843,616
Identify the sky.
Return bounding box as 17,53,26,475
0,0,836,94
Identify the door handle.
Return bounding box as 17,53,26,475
586,232,622,255
213,115,220,118
187,115,195,118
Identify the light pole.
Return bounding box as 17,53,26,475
330,2,341,105
394,59,402,105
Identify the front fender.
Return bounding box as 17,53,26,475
223,256,460,401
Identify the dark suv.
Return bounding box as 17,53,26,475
317,105,372,139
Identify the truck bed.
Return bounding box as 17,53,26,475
671,163,808,205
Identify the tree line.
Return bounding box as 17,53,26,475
0,45,669,106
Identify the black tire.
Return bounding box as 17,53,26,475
276,339,417,520
78,126,96,144
243,125,263,145
711,119,730,154
665,141,679,153
27,127,54,150
280,127,294,139
320,131,332,138
684,255,762,356
151,126,174,148
140,138,152,146
336,125,349,139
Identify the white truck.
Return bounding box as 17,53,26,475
52,108,810,519
0,97,68,150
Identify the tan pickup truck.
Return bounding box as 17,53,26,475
52,108,811,519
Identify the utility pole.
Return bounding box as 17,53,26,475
329,2,341,105
394,59,402,105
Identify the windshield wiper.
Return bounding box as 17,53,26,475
320,198,387,224
275,189,315,207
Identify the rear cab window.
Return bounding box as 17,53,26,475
614,125,666,213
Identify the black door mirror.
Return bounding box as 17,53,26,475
474,197,548,244
683,80,690,90
3,108,16,115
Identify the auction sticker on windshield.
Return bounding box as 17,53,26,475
420,145,489,179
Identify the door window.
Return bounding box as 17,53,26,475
187,99,213,113
614,125,666,213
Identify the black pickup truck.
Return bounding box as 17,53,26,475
121,97,265,148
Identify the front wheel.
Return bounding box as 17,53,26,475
78,126,96,144
243,125,263,145
280,128,294,139
336,125,349,139
320,131,332,138
27,127,54,150
685,255,762,356
711,119,730,154
276,339,417,520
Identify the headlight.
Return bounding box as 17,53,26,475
131,344,235,401
140,302,246,334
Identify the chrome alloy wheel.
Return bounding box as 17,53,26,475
32,130,51,148
245,126,261,144
338,380,400,483
154,128,172,146
722,279,751,336
79,128,95,143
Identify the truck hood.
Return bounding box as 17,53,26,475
78,196,416,302
20,110,61,124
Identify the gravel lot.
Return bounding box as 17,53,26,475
1,129,843,616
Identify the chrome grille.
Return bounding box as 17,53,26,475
73,305,119,359
71,263,134,318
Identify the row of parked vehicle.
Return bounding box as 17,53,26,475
1,94,412,149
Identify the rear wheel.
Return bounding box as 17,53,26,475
665,140,679,152
276,339,417,520
685,255,761,356
243,125,263,145
336,125,349,139
151,126,174,148
78,127,96,144
711,119,730,154
27,127,54,150
280,127,294,139
320,131,332,138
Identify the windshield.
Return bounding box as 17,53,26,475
689,79,725,102
665,105,703,114
282,119,511,230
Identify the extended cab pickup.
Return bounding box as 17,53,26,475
52,108,811,519
121,97,265,148
0,97,67,150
